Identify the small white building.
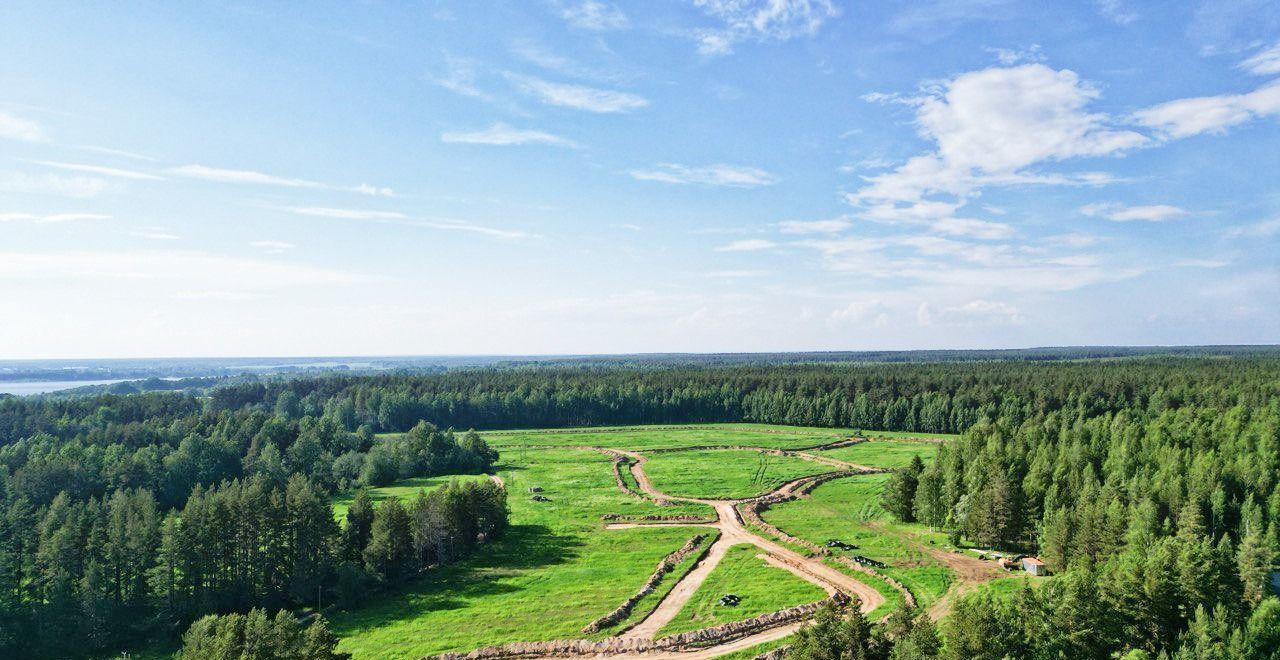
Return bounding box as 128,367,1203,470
1022,556,1048,576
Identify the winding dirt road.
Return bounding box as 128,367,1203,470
602,450,884,649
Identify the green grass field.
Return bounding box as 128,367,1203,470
814,440,939,469
858,430,958,441
328,448,712,658
656,544,826,637
761,474,953,609
479,424,857,451
324,425,959,658
330,473,492,520
605,532,720,633
642,449,833,500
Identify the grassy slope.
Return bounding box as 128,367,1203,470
330,474,491,520
762,475,953,610
656,544,826,638
642,449,833,500
328,449,712,659
815,440,939,469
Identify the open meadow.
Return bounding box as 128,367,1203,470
324,424,980,658
641,448,835,500
328,447,712,658
656,543,826,637
761,474,958,610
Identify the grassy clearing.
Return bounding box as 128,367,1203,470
642,449,832,500
330,473,492,520
970,574,1050,600
328,448,713,658
479,424,856,451
858,430,958,441
604,532,720,635
762,475,953,610
815,441,938,469
656,544,826,638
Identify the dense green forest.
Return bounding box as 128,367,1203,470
1,355,1278,657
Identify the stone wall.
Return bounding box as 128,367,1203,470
600,513,716,523
427,593,849,660
754,645,792,660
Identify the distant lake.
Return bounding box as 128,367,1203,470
0,379,134,396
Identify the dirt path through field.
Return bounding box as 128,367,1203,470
450,445,891,660
609,450,885,644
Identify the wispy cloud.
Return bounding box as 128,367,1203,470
512,75,648,113
1133,79,1280,140
715,239,776,252
559,1,628,30
0,250,376,289
693,0,840,56
170,164,393,196
1095,0,1138,25
985,44,1044,65
0,212,111,223
630,163,776,187
251,240,296,254
0,172,112,198
286,207,407,220
441,122,577,147
434,53,490,99
1078,202,1189,222
706,269,769,278
31,159,163,180
1239,42,1280,76
78,145,158,161
0,111,46,142
1224,217,1280,238
130,230,180,240
284,206,528,239
777,218,852,234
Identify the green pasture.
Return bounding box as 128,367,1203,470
328,448,711,658
815,440,939,469
478,423,856,451
761,474,953,610
656,544,826,637
641,449,833,500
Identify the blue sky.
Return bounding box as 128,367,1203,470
1,1,1278,358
